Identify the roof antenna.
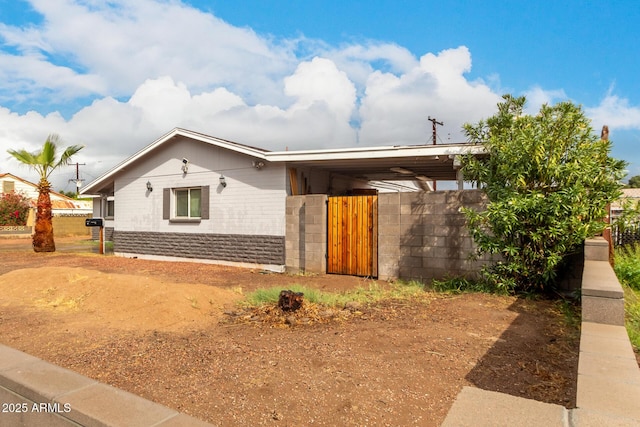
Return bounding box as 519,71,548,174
428,116,443,145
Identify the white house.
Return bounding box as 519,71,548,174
0,172,92,217
611,188,640,220
81,128,483,272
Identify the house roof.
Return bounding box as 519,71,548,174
0,172,74,200
81,127,485,194
622,188,640,198
611,188,640,210
1,172,91,211
81,128,273,194
0,172,40,188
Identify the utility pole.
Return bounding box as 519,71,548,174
427,116,443,191
68,162,86,196
428,116,443,145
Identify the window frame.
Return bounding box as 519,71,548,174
164,185,209,223
2,180,15,193
105,197,115,219
174,187,202,219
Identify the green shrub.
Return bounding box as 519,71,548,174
625,290,640,351
614,244,640,291
614,244,640,351
461,95,626,293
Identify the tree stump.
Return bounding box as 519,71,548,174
278,290,304,311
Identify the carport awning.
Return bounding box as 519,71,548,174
81,127,486,197
270,143,485,181
284,156,458,181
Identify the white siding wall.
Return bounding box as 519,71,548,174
113,137,287,236
91,198,114,229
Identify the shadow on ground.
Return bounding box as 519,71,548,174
465,297,580,408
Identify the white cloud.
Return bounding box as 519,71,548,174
359,46,501,145
4,0,297,105
324,42,419,91
586,94,640,131
284,57,356,121
0,1,514,190
522,86,568,114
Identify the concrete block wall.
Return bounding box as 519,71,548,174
285,196,305,272
378,190,488,282
582,237,625,325
377,193,401,279
303,195,328,273
285,195,327,274
576,237,640,424
286,191,486,281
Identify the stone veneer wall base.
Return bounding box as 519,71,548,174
113,231,285,266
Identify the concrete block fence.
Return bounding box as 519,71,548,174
377,190,489,281
286,190,490,282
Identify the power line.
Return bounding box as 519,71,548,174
68,162,86,196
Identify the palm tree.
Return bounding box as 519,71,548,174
7,135,84,252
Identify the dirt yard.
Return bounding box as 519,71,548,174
0,237,579,426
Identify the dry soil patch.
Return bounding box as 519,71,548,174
0,243,580,426
1,266,241,332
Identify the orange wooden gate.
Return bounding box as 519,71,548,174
327,195,378,277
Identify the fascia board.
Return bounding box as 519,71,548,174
265,143,485,162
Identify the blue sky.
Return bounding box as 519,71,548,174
208,0,638,104
0,0,638,191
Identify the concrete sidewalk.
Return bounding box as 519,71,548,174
442,387,569,427
0,344,213,426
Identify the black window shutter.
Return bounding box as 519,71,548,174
163,188,170,219
201,185,210,219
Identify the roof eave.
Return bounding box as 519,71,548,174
81,128,270,195
266,143,484,162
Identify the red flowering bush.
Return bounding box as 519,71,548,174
0,192,31,226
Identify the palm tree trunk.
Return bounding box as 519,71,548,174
33,179,55,252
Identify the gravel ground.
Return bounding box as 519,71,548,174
0,237,580,426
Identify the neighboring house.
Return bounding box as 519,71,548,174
0,173,92,218
610,188,640,221
610,188,640,247
81,128,484,276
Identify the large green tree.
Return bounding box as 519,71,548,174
7,135,84,252
627,175,640,188
461,95,626,293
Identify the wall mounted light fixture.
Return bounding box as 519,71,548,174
219,175,227,188
146,181,153,192
181,158,189,174
252,160,265,170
